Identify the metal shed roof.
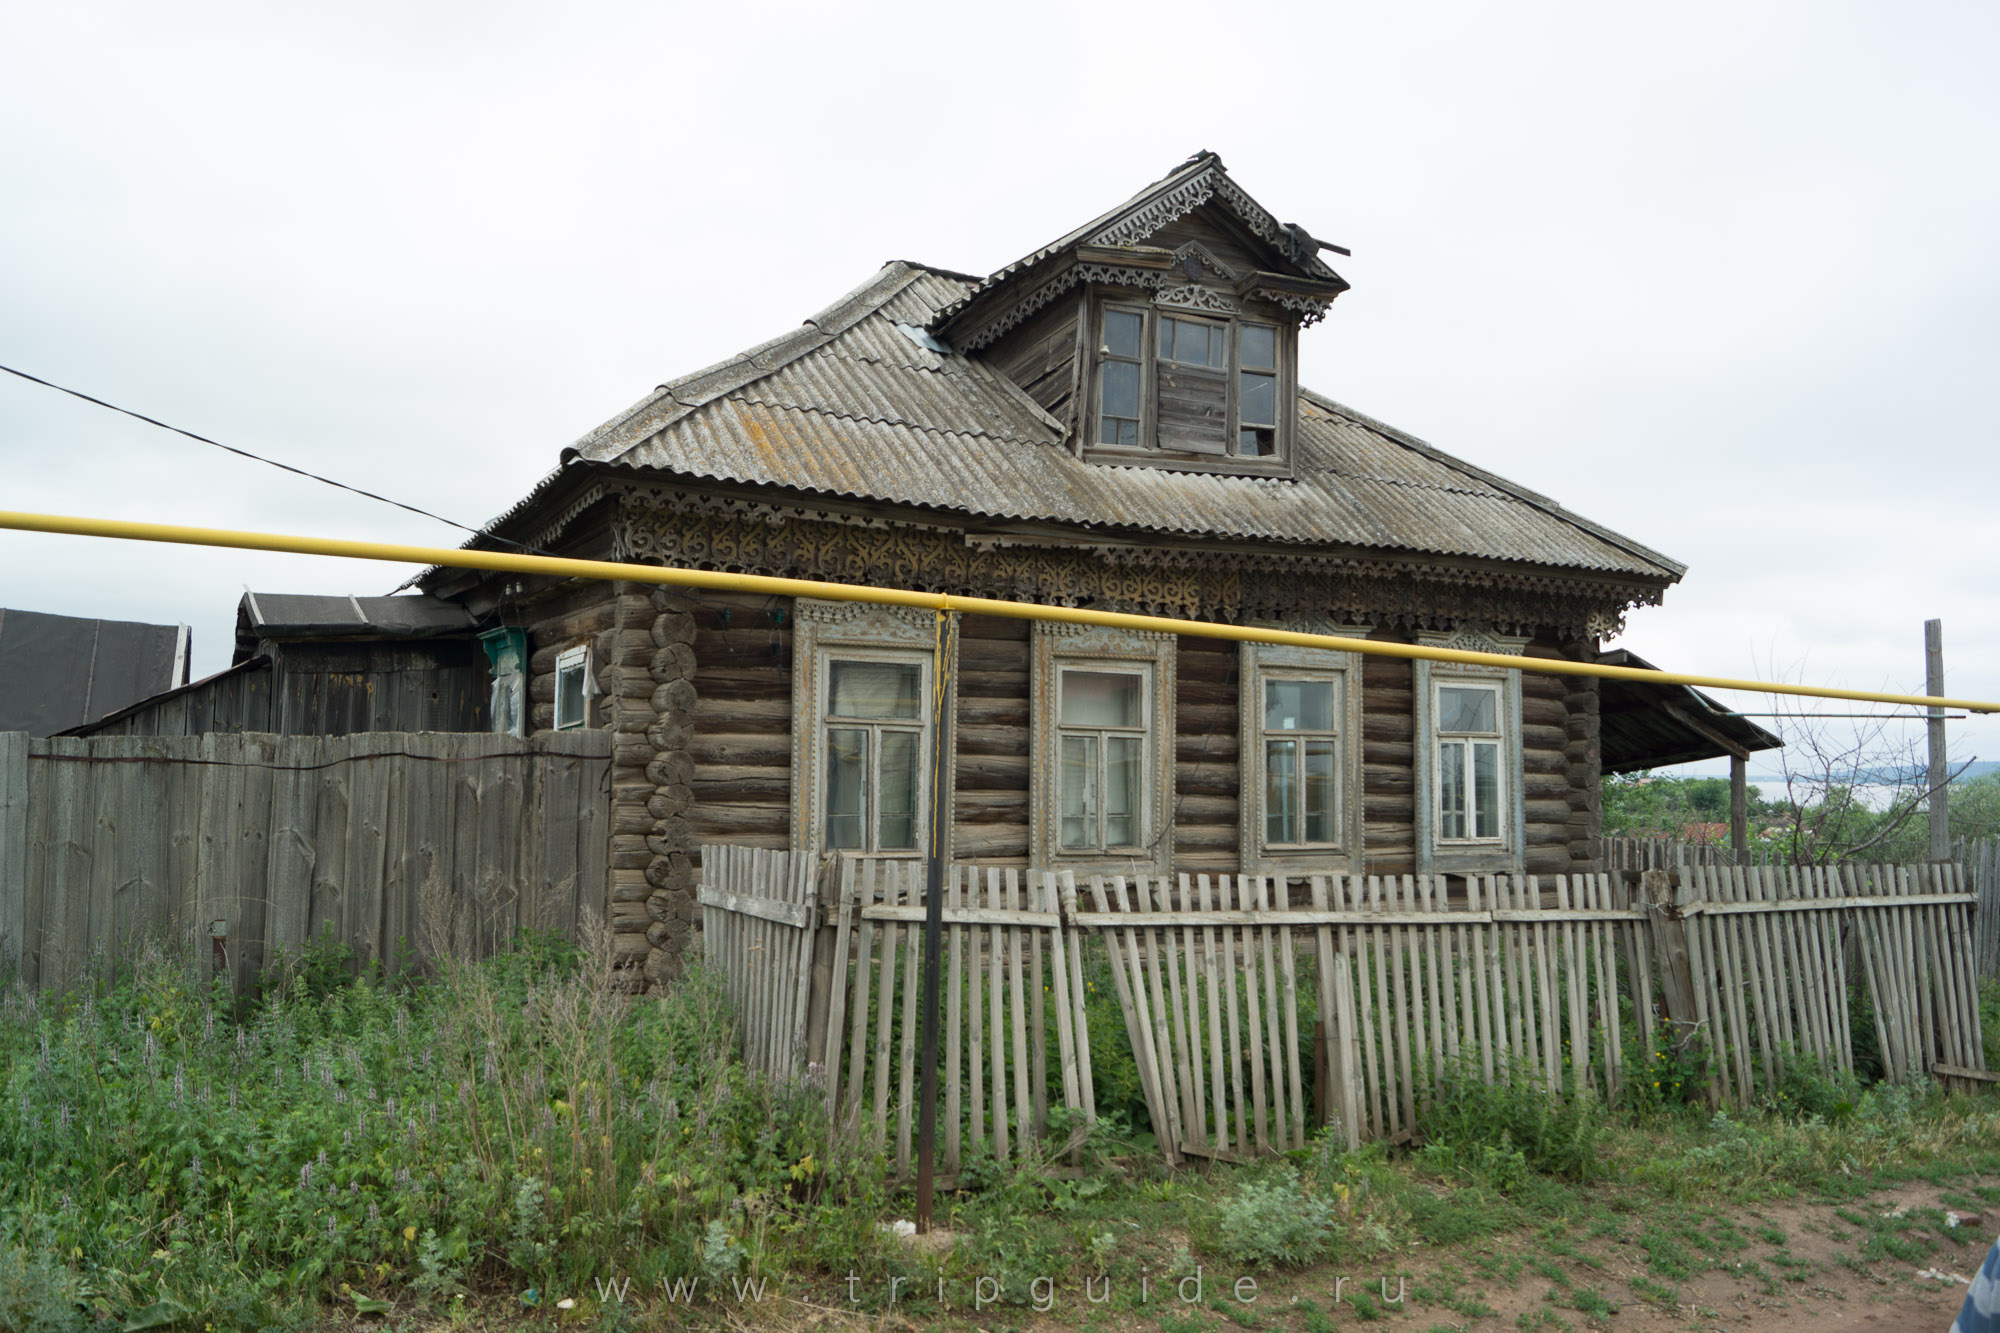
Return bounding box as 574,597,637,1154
1598,648,1785,773
562,262,1683,583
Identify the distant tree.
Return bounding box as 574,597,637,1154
1603,772,1783,840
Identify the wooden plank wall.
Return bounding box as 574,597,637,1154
2,730,610,992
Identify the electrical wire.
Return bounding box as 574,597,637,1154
0,361,543,556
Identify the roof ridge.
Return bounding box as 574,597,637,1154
1300,388,1688,578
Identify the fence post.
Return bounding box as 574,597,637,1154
801,854,841,1078
0,732,28,982
1638,868,1704,1080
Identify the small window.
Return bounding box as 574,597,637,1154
1238,322,1278,457
553,645,589,730
1092,304,1289,463
1159,315,1226,367
1058,669,1147,852
1435,682,1503,842
1098,309,1144,446
1263,677,1339,847
823,659,925,852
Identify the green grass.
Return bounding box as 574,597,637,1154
8,936,2000,1330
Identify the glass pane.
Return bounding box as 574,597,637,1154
1060,735,1094,849
878,729,918,850
555,660,586,729
1438,741,1466,840
1162,317,1222,367
1116,418,1139,446
1105,735,1141,847
1473,741,1500,840
1438,685,1497,733
1239,372,1276,427
1241,323,1276,370
1305,739,1336,843
826,727,867,849
1103,309,1142,360
1265,739,1298,845
1239,427,1275,457
1101,359,1140,421
1061,670,1141,727
1265,678,1334,732
830,660,920,719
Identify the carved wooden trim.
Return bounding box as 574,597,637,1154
1238,621,1369,875
1029,622,1176,875
1412,624,1529,876
790,599,957,864
1171,241,1237,281
1092,177,1217,248
1155,283,1240,315
612,493,1662,639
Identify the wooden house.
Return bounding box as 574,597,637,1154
411,152,1739,991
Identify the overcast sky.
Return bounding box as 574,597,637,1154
4,1,1996,781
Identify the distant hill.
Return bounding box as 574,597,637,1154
1746,760,2000,786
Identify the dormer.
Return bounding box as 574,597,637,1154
930,153,1349,479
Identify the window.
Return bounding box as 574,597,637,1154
1412,627,1527,874
1263,677,1339,846
1058,669,1147,852
1098,309,1144,446
1434,682,1503,842
791,600,949,860
1239,635,1364,873
823,659,925,852
1031,624,1176,873
553,645,589,730
1091,302,1289,465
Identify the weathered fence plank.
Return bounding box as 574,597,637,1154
3,730,611,992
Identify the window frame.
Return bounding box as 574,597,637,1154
553,644,590,731
1056,665,1151,855
1082,291,1295,476
1239,632,1366,875
791,599,954,862
1031,622,1176,874
1432,679,1506,846
1412,627,1528,876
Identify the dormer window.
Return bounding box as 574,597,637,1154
1089,297,1293,473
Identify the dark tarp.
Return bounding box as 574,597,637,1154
0,607,186,737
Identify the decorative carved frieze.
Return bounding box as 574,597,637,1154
1092,177,1218,247
610,490,1653,640
1156,284,1240,315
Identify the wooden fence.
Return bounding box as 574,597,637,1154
696,846,820,1080
1964,836,2000,980
0,730,611,992
817,860,1095,1178
693,848,1990,1166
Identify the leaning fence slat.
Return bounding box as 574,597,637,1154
945,865,963,1172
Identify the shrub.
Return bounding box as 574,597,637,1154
1415,1061,1604,1185
1214,1168,1338,1267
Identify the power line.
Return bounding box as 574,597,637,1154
0,361,539,556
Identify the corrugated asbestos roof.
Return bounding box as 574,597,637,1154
564,262,1683,582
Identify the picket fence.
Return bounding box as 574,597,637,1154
694,848,1990,1167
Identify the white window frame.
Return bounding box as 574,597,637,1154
553,644,590,731
791,599,952,862
1432,679,1506,845
1031,622,1175,874
1239,630,1366,875
1412,626,1528,876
